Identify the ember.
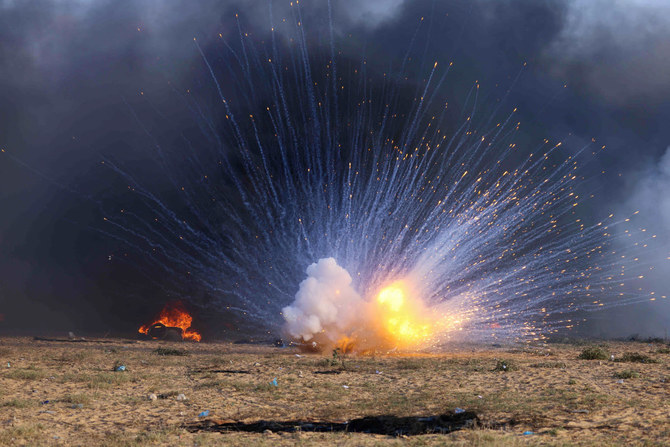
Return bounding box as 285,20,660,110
138,301,201,342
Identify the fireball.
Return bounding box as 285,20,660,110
374,282,433,349
138,301,202,342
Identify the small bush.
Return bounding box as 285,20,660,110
1,398,34,408
530,361,566,369
578,347,609,360
614,352,658,364
613,370,639,379
6,369,46,381
59,394,91,405
153,347,189,356
493,359,518,372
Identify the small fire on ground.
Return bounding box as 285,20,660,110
138,301,201,342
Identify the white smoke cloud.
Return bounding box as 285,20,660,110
340,0,405,28
282,257,364,342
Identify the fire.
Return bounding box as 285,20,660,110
334,336,356,353
138,301,202,342
375,283,433,348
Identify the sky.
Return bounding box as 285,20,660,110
1,0,669,338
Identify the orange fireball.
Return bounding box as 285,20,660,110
374,282,433,348
138,301,201,342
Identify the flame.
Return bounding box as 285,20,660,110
334,336,356,353
138,301,201,342
374,282,433,348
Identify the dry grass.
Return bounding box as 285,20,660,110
0,337,667,446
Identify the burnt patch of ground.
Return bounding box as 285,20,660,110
184,411,478,436
185,411,478,436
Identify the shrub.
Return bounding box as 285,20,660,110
530,361,566,369
493,359,518,372
613,370,639,379
614,352,658,363
578,347,609,360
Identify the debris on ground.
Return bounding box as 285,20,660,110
198,410,210,418
177,394,187,401
269,378,278,387
148,394,157,401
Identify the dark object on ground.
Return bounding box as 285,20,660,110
146,323,183,341
313,370,343,375
185,410,478,436
33,337,126,344
157,391,179,399
153,347,189,356
232,338,286,346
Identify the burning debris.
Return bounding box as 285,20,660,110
139,301,201,342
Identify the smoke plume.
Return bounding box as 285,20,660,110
281,258,364,343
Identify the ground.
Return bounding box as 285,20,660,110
0,336,668,446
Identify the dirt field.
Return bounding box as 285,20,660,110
0,336,668,446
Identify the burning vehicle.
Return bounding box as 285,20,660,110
138,301,201,342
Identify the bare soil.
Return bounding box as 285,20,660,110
0,337,668,446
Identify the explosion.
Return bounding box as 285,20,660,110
139,301,202,342
75,4,660,347
282,259,442,352
374,283,433,349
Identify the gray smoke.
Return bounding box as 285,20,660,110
544,0,670,106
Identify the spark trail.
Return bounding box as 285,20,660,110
81,5,660,346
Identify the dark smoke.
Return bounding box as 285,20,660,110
1,0,668,338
